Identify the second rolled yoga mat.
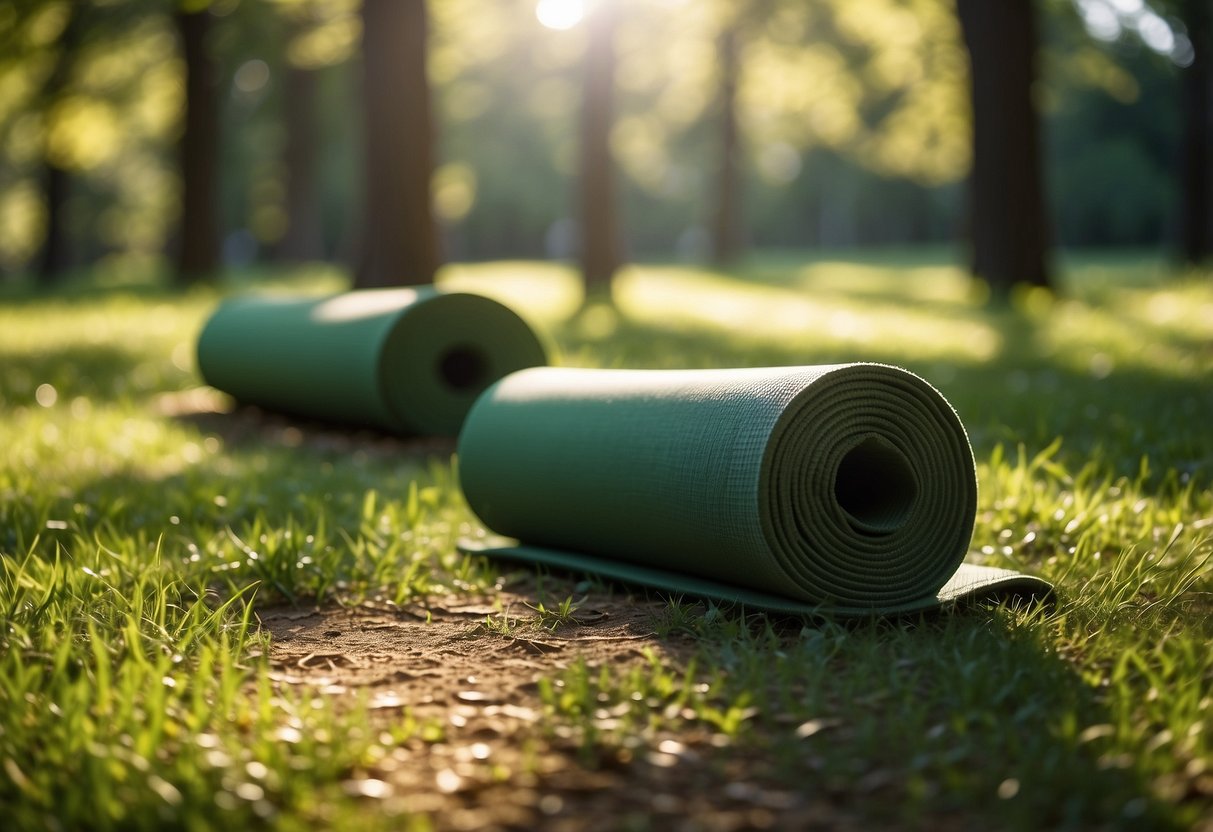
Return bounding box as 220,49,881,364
457,364,1051,616
197,287,547,436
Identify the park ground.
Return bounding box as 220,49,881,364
1,249,1212,831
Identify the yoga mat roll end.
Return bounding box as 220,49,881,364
196,287,548,436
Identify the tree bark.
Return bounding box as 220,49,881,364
35,6,84,285
37,133,72,284
276,64,325,262
956,0,1051,293
356,0,441,288
175,8,221,284
579,1,623,300
711,24,743,266
1179,0,1212,266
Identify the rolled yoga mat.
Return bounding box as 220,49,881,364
457,364,1052,617
197,287,547,436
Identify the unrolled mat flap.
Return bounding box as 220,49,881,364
458,538,1054,618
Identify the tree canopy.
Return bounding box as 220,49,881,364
0,0,1205,283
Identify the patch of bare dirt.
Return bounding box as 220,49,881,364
254,579,868,832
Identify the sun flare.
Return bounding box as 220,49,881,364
535,0,586,30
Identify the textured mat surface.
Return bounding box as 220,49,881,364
196,288,546,436
457,365,1052,616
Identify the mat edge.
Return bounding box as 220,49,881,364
456,538,1054,619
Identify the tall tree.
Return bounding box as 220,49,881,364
175,6,222,283
1178,0,1212,266
579,0,623,300
34,4,85,285
956,0,1051,293
356,0,441,288
711,22,743,265
276,63,325,262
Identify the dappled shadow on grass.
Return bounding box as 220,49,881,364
0,277,190,307
0,262,343,308
939,308,1211,486
165,389,457,459
0,342,152,408
651,606,1184,830
630,262,984,317
5,399,459,604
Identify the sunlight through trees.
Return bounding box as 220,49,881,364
0,0,1206,286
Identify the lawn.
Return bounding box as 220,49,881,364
1,251,1211,831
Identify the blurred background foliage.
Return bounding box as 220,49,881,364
0,0,1206,283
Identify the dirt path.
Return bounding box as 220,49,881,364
256,581,864,831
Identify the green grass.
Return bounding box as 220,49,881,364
2,250,1211,830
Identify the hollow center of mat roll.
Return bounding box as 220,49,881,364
437,345,489,392
833,436,918,534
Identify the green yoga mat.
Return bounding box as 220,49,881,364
457,364,1052,617
196,287,547,436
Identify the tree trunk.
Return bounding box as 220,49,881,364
37,135,72,284
711,24,743,266
276,64,325,262
175,8,221,284
579,1,622,300
35,6,84,285
956,0,1051,294
1179,0,1212,266
356,0,441,288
